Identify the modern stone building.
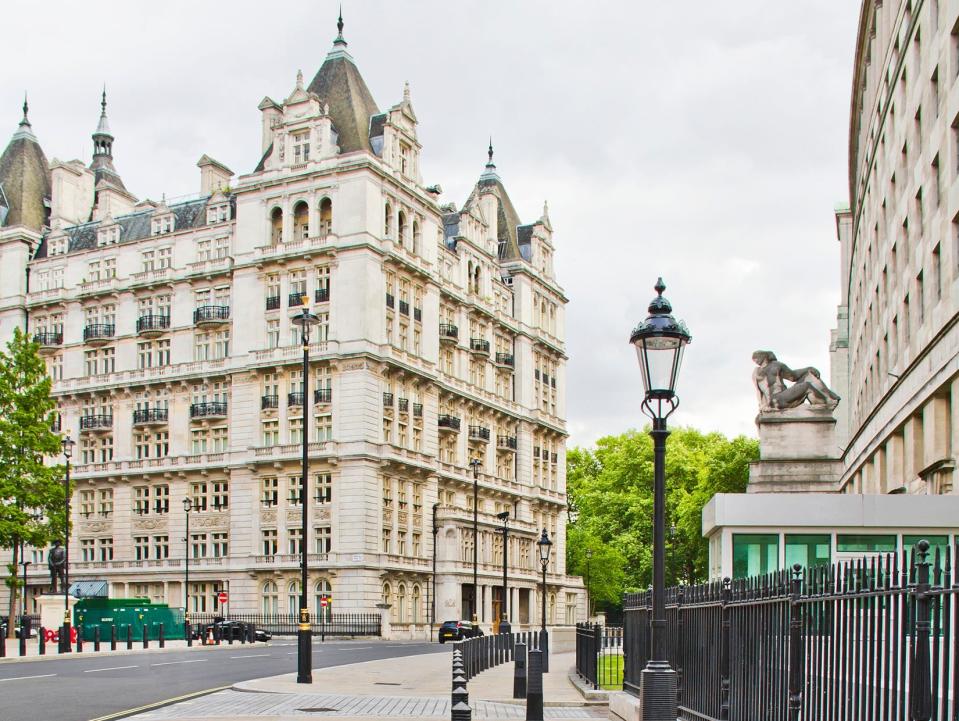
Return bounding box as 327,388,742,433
0,19,583,632
705,0,959,579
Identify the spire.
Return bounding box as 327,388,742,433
403,81,411,104
12,93,35,141
95,85,112,138
480,138,499,182
20,93,30,128
90,87,127,192
486,138,495,169
296,69,304,90
334,5,346,46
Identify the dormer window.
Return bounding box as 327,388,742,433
48,237,68,256
206,204,229,225
399,142,411,176
293,131,311,164
151,215,174,236
97,225,120,247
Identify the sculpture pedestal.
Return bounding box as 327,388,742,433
37,593,78,635
748,407,841,493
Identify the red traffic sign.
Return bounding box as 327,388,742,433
217,591,228,604
320,596,329,607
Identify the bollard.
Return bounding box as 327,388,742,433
19,624,27,657
540,628,549,673
159,623,165,648
513,642,527,699
143,624,149,649
228,624,235,645
76,626,83,653
526,648,544,721
126,624,133,650
214,624,221,645
94,625,101,652
451,673,470,721
186,620,192,648
110,624,117,651
247,624,255,644
39,627,46,655
240,624,246,644
0,628,5,657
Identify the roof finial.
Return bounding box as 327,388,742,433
403,81,411,103
486,138,495,168
101,85,107,115
335,5,346,44
296,69,304,90
94,85,112,138
20,92,30,127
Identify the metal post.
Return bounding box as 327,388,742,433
94,625,100,652
61,454,72,654
186,619,192,647
184,498,191,646
126,624,132,650
639,416,676,720
500,513,510,633
432,502,438,643
0,627,5,658
159,623,165,648
911,540,933,721
297,317,313,684
526,648,544,721
76,622,83,653
514,642,527,698
585,552,591,618
540,560,550,673
719,578,731,721
19,621,27,657
788,564,803,721
39,627,45,655
471,460,479,624
110,624,116,651
142,622,149,649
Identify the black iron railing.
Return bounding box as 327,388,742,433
132,408,168,424
438,414,461,431
399,300,410,316
412,403,423,417
79,414,113,430
468,425,490,441
495,352,514,367
456,631,543,682
497,435,517,450
287,392,304,407
470,338,490,353
413,307,422,322
34,331,63,346
315,287,330,303
439,323,458,340
261,394,279,410
136,315,170,333
314,388,332,404
83,324,115,342
398,398,409,412
288,292,305,307
188,612,380,637
190,401,227,418
383,392,394,407
265,295,281,311
575,623,623,690
386,293,395,309
193,306,230,324
623,540,959,721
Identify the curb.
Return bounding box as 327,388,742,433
567,670,613,701
88,685,230,721
0,639,271,665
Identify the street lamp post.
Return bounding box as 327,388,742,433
60,435,74,653
585,549,593,619
182,497,193,645
431,502,439,642
20,556,31,618
496,511,511,634
469,458,481,624
291,299,320,684
537,528,552,672
628,278,691,721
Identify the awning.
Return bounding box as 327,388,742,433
69,580,108,598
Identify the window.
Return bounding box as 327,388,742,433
81,539,95,562
97,537,114,561
288,582,301,615
262,581,279,614
314,579,332,621
134,536,149,561
153,535,169,559
732,533,779,579
315,526,331,554
903,534,949,556
288,475,303,506
315,413,332,442
151,214,174,236
267,319,280,349
784,534,831,569
211,532,228,558
97,225,119,246
262,420,279,446
191,533,207,559
261,477,278,507
288,528,303,555
314,473,332,503
261,529,278,557
836,534,897,553
292,131,311,164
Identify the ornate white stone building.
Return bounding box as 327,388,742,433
0,18,583,632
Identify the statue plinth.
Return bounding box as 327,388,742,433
748,407,841,493
37,593,78,634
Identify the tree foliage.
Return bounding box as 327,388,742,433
0,328,66,622
566,427,757,609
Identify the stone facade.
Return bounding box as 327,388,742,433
0,21,584,632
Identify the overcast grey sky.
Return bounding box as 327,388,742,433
2,1,861,446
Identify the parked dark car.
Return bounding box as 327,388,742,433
191,619,271,643
438,620,483,643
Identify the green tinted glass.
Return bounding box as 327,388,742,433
785,534,831,569
836,534,897,553
732,534,779,579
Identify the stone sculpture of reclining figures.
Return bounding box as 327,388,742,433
751,350,841,413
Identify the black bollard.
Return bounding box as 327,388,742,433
228,624,234,645
110,624,117,651
0,627,5,657
513,642,527,699
526,648,544,721
39,627,46,655
185,620,192,648
540,628,549,673
19,623,27,657
94,625,101,652
76,626,83,653
214,624,221,645
142,624,149,649
159,623,165,648
451,666,470,721
247,623,255,644
126,624,133,650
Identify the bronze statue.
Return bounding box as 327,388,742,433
752,350,841,413
48,540,66,593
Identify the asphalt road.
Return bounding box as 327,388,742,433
0,639,448,721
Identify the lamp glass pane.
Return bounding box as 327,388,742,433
637,336,682,394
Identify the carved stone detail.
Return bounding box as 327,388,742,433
133,517,168,531
261,509,277,524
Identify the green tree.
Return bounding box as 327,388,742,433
0,328,65,637
566,427,757,612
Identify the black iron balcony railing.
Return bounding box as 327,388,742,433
261,394,279,410
386,293,395,309
265,295,281,311
133,408,168,425
470,338,490,354
468,425,490,442
136,315,170,334
438,414,461,431
439,323,458,340
83,324,115,342
495,352,514,367
399,300,410,316
190,401,227,418
315,287,330,303
289,292,306,307
383,392,394,407
193,306,230,324
34,331,63,346
288,391,305,407
413,307,422,322
79,414,113,431
497,435,518,450
412,403,423,417
398,398,409,412
51,415,62,432
314,388,332,404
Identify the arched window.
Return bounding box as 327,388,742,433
270,207,283,245
398,211,407,246
319,198,333,238
262,581,278,615
412,220,421,255
293,201,309,241
397,583,407,624
288,581,301,615
384,203,393,238
474,266,481,294
314,578,332,622
382,582,393,620
548,592,556,624
411,585,421,625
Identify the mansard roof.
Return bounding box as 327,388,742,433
0,102,51,232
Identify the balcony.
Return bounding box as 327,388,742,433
33,331,62,353
79,414,113,432
314,388,332,404
412,403,423,418
468,425,490,443
497,435,518,452
190,401,228,420
289,292,306,307
399,300,410,316
383,392,394,408
136,314,170,338
398,398,409,413
470,338,491,356
495,352,514,369
265,295,281,311
261,394,279,410
83,324,115,346
386,293,395,309
315,287,330,303
193,305,230,327
439,323,458,343
438,414,461,433
413,307,422,322
132,408,168,426
288,391,305,407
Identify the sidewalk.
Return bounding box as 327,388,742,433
125,651,608,720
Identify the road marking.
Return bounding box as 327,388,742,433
229,653,270,658
0,673,57,682
88,685,230,721
152,659,207,666
338,646,372,650
84,665,138,673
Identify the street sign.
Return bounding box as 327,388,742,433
217,591,228,604
320,595,329,607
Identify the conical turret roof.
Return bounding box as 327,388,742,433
0,98,51,231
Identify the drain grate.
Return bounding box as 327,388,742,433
373,682,402,686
